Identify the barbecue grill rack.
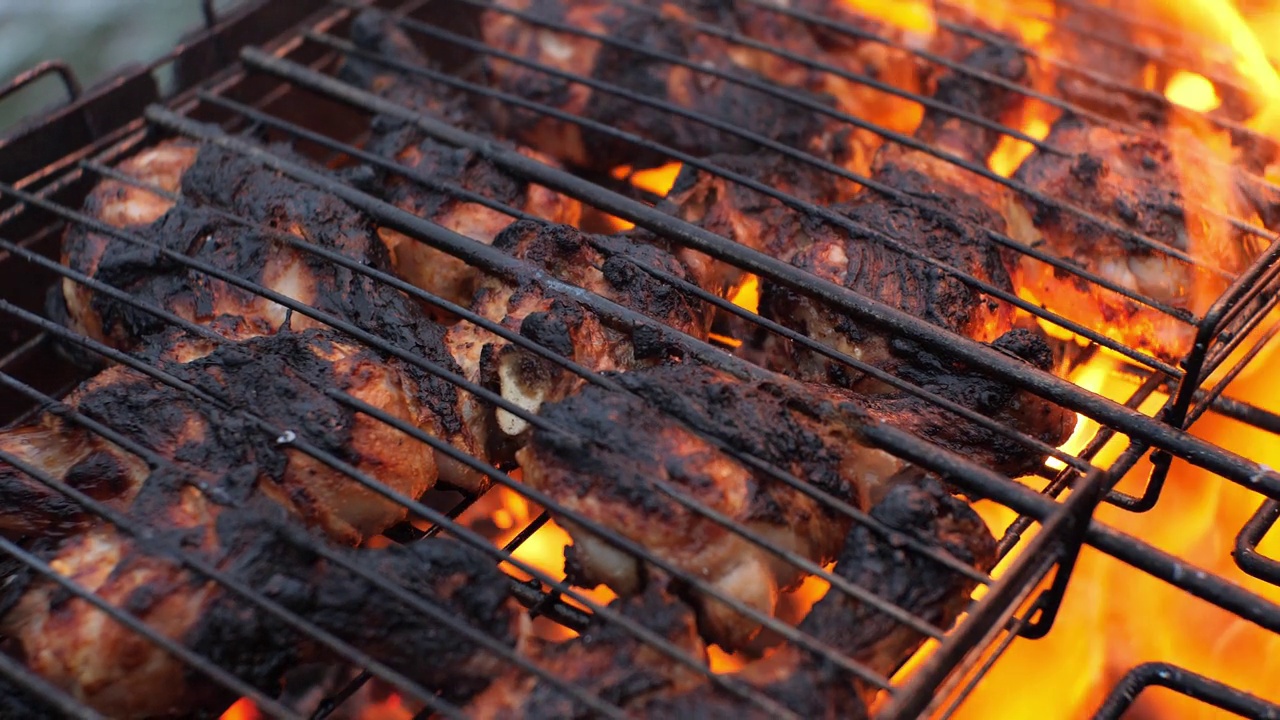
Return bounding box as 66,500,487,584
1,0,1280,717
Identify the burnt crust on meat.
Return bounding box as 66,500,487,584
795,475,995,703
760,161,1017,389
0,328,460,547
468,474,993,720
343,11,582,312
518,362,907,649
448,219,711,460
479,0,843,171
59,140,473,459
1,498,525,719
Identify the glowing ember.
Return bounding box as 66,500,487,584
840,0,936,35
218,698,260,720
988,114,1052,178
605,163,684,231
1166,70,1223,111
357,693,413,720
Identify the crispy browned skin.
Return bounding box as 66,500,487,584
62,142,418,349
758,43,1027,386
744,45,1076,465
647,477,994,717
467,582,710,720
56,141,485,492
0,496,525,719
654,145,864,298
517,362,908,650
342,11,581,312
1008,114,1275,362
477,0,861,173
0,329,454,546
466,476,994,719
447,220,711,460
861,329,1076,478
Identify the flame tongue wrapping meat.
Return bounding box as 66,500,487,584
517,361,913,650
341,11,582,312
447,219,712,461
1007,114,1278,362
466,475,995,719
1,328,457,546
56,139,486,493
0,497,526,719
477,0,854,172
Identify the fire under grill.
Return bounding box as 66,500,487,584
3,0,1280,718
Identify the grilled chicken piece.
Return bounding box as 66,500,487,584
1007,114,1276,362
517,362,908,649
57,140,486,492
648,477,994,716
747,44,1077,461
0,497,526,719
466,476,994,719
654,145,864,298
447,220,711,460
477,0,858,173
0,328,461,546
467,581,709,720
861,328,1075,478
758,42,1027,386
342,11,581,312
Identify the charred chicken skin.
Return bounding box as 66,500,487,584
0,328,457,546
519,361,959,650
759,42,1027,385
750,44,1076,461
1008,114,1276,362
447,219,712,460
56,139,486,493
466,476,995,719
477,0,863,173
0,497,526,719
342,11,582,311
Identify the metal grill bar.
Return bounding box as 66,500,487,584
1236,498,1280,585
0,60,82,108
462,0,1277,281
4,1,1280,716
751,0,1280,182
0,141,962,712
0,533,302,718
882,467,1107,720
1093,663,1280,720
308,19,1193,376
233,46,1280,501
0,442,470,720
185,89,1090,481
352,0,1256,334
0,648,104,720
70,131,995,601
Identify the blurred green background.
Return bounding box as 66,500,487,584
0,0,247,132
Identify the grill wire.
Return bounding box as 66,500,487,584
2,0,1280,718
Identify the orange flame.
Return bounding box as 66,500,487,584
218,698,260,720
604,163,684,232
840,0,936,35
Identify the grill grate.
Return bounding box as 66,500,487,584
1094,663,1280,720
2,1,1280,718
